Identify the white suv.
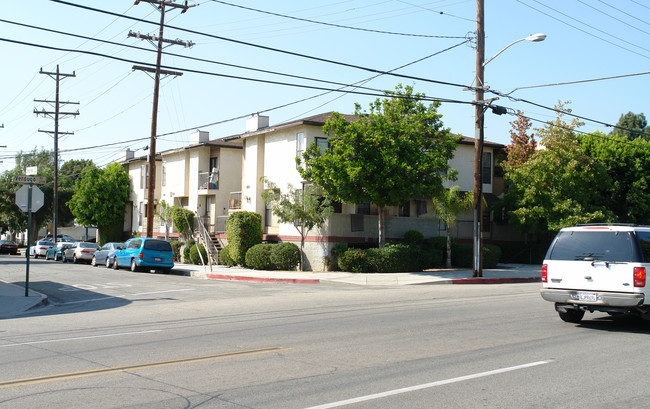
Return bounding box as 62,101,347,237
540,224,650,323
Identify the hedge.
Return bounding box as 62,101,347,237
226,211,263,266
338,244,430,273
219,243,236,266
189,243,207,265
243,242,301,270
245,244,274,270
451,243,502,269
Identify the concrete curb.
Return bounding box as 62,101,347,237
205,273,320,285
450,277,542,284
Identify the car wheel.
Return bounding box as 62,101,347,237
91,256,97,267
106,257,112,268
558,309,585,323
113,258,119,270
54,254,59,261
34,254,38,259
72,254,78,264
130,259,139,272
45,253,50,260
63,255,67,263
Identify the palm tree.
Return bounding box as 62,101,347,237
431,186,474,268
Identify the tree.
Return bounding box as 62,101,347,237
262,178,333,271
580,131,650,224
171,205,194,240
505,102,613,233
58,159,95,226
298,84,458,247
431,186,474,268
503,110,536,170
155,200,174,240
611,112,649,140
67,162,130,242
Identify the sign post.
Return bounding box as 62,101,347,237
15,176,45,297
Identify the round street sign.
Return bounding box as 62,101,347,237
15,185,45,212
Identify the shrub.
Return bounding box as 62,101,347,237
403,230,424,246
427,248,444,268
270,242,300,270
169,240,183,261
189,243,207,265
226,211,263,266
183,239,195,263
219,244,236,266
245,244,274,270
483,244,502,269
338,248,374,273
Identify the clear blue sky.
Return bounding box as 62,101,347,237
1,0,648,172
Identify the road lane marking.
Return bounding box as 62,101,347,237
0,346,288,388
305,360,553,409
0,330,162,348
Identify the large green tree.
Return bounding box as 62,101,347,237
262,178,333,271
580,131,650,224
68,162,130,242
611,112,649,140
505,103,613,233
298,84,458,247
58,159,95,226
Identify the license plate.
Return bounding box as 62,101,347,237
578,292,598,302
154,257,161,262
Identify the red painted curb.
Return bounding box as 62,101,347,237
450,277,541,284
206,274,320,284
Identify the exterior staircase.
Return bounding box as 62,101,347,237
195,216,220,270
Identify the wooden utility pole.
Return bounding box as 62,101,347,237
472,0,485,277
34,65,79,243
131,0,193,238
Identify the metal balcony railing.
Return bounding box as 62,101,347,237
198,171,219,190
229,191,242,210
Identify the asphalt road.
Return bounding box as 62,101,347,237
1,254,650,408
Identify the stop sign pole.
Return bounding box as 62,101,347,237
14,175,46,297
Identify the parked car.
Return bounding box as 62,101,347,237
63,242,100,264
45,242,75,261
541,224,650,323
30,239,54,258
45,233,75,243
0,240,18,255
113,238,174,273
91,242,125,268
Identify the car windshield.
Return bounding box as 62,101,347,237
143,240,172,251
548,231,636,262
80,242,98,249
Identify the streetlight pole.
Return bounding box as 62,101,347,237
472,0,545,277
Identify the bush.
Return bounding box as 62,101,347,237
427,248,444,268
270,242,300,270
338,244,429,273
403,230,424,246
245,244,274,270
226,211,263,266
451,242,502,268
189,243,207,265
219,244,236,266
183,239,195,263
169,240,183,261
338,248,374,273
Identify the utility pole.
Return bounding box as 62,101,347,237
34,65,79,243
472,0,485,277
131,0,193,238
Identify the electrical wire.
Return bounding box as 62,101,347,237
49,0,475,89
502,71,650,95
577,0,650,36
209,0,467,38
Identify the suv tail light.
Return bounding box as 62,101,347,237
541,264,548,283
138,251,143,260
634,267,646,287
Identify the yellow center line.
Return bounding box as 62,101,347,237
1,346,289,388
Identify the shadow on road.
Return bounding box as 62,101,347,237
10,280,131,317
577,314,650,333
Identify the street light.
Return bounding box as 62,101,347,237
472,27,546,278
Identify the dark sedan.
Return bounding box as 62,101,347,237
0,240,18,255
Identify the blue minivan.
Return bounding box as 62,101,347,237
113,238,174,273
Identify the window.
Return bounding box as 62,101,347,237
315,137,330,153
144,239,172,251
399,201,410,217
140,164,149,189
127,239,142,250
548,231,634,262
138,202,143,227
357,202,371,215
296,132,305,159
482,152,492,185
162,163,166,187
416,199,427,216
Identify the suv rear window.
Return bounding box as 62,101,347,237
144,240,172,252
547,231,637,262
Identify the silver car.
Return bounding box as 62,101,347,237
91,242,125,268
63,242,100,264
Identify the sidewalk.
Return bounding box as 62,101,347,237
0,264,541,319
185,263,542,286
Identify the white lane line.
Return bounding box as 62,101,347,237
304,360,553,409
0,330,162,348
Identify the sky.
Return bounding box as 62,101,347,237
1,0,649,173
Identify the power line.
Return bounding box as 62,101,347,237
577,0,650,36
49,0,475,89
209,0,467,38
502,71,650,95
